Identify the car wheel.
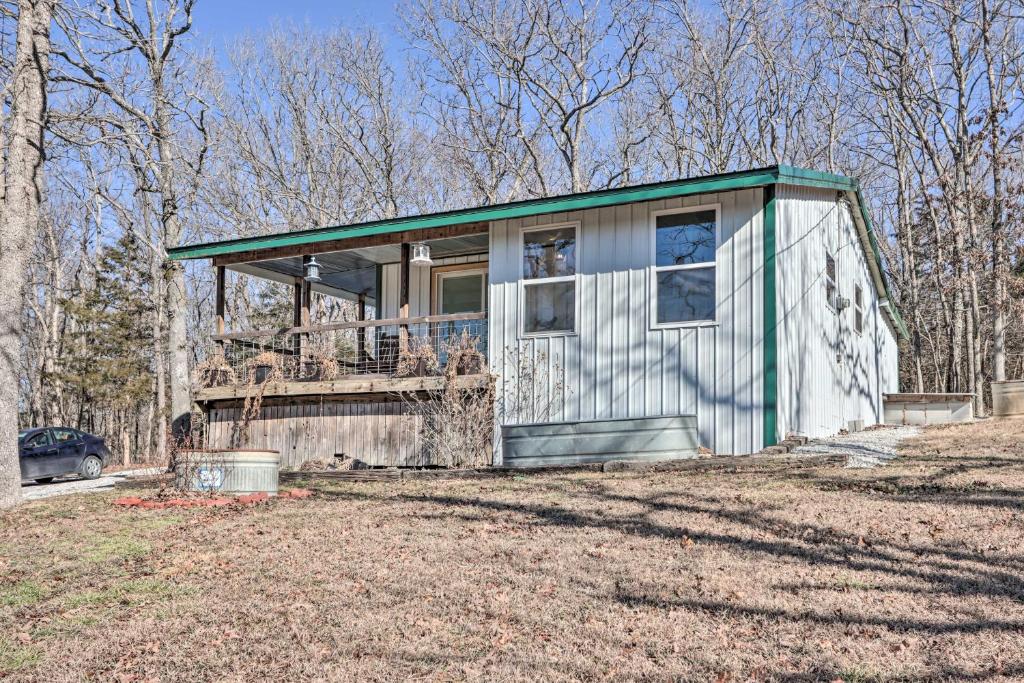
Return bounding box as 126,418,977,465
80,455,103,480
34,477,54,484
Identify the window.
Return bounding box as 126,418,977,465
24,431,51,449
434,267,487,315
653,208,717,325
854,283,864,334
52,428,77,443
522,225,576,334
824,251,837,311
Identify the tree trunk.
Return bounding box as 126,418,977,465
0,0,53,509
149,224,168,463
982,0,1007,383
154,92,191,440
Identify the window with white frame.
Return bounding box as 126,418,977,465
824,250,838,311
653,208,717,325
521,225,576,334
853,283,864,334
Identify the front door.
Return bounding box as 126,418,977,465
433,266,488,355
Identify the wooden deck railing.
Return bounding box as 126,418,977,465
210,311,486,341
201,312,488,385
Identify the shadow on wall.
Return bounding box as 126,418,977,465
493,192,767,456
776,195,893,438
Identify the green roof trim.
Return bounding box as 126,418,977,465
854,197,910,340
762,185,778,448
169,163,905,339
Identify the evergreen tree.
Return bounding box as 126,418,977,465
60,233,154,453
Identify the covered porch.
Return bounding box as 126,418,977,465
191,222,492,468
200,223,490,398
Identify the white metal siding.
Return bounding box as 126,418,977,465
488,189,765,460
379,253,487,318
775,184,898,439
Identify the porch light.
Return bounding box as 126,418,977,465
410,242,433,266
303,255,322,283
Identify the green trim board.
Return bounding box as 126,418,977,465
762,185,778,448
854,198,910,339
169,163,906,341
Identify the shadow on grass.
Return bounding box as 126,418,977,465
305,452,1024,678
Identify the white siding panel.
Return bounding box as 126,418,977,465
489,189,765,457
775,184,898,440
378,253,487,319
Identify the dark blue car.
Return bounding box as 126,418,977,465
18,427,110,484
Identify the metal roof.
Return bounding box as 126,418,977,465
168,164,905,338
168,165,856,261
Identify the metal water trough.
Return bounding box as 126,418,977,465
992,380,1024,419
883,393,974,426
175,449,281,495
501,414,699,468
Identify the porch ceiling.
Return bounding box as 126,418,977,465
228,232,489,301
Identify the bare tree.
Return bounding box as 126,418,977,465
406,0,656,194
206,25,422,236
52,0,206,440
1,0,53,508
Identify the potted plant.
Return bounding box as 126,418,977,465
302,348,340,382
245,351,284,385
396,338,440,377
194,350,237,387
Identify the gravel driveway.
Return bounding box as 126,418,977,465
20,467,164,502
789,425,920,468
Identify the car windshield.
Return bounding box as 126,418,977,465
18,430,29,443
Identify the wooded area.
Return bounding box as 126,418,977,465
1,0,1022,506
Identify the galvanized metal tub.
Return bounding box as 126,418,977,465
502,415,699,468
883,393,974,426
175,449,280,495
992,380,1024,419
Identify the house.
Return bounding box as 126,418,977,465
168,165,905,468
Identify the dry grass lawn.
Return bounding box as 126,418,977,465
2,420,1023,682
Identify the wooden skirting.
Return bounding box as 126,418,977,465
206,399,426,469
200,375,490,469
195,374,489,403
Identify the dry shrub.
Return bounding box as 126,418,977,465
243,351,284,384
395,336,440,377
306,346,340,381
165,408,236,495
230,352,285,448
171,447,234,494
193,350,236,388
399,333,494,468
496,348,568,424
444,329,486,375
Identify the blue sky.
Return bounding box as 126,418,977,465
193,0,402,51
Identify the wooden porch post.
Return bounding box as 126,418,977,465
298,258,312,365
301,277,312,327
356,292,367,365
292,277,303,359
214,265,226,354
399,242,410,352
